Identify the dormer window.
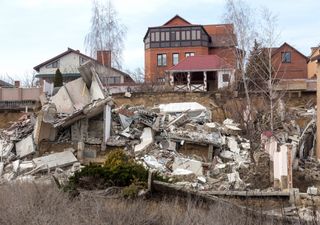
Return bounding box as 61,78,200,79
46,60,59,68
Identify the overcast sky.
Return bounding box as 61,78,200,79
0,0,319,81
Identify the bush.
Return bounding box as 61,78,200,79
54,69,63,87
65,150,148,192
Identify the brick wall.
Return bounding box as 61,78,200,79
145,46,209,82
272,45,307,79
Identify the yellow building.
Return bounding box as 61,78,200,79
308,46,320,78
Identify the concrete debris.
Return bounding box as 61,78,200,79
0,58,319,222
15,134,35,159
172,157,203,176
32,150,78,171
134,127,154,153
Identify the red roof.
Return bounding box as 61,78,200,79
168,55,232,72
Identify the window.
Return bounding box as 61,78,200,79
222,74,230,82
45,60,59,68
185,52,195,57
161,32,165,41
151,32,155,42
165,32,170,41
79,57,89,65
281,52,291,63
105,77,121,84
176,31,180,40
181,31,186,40
155,32,160,41
186,30,190,40
196,30,201,39
157,54,167,66
172,53,179,65
191,30,197,40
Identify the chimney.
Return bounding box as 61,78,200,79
97,50,111,67
14,81,20,88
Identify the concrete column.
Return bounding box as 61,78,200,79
203,71,207,91
169,72,174,86
187,72,191,91
77,141,84,162
287,145,293,189
317,74,320,160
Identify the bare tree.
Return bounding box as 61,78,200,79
22,70,37,88
223,0,257,125
246,8,281,131
127,67,144,84
85,0,127,69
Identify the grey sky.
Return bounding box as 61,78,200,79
0,0,319,80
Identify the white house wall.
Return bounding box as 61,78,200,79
39,52,84,74
217,70,234,89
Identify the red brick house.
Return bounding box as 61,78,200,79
271,42,308,80
143,15,238,91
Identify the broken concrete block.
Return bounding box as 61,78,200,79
159,140,176,151
19,161,35,174
32,151,78,171
119,114,133,129
51,86,75,114
90,72,105,101
15,134,36,159
124,92,131,98
65,78,90,110
204,123,218,132
197,176,206,184
143,155,165,171
172,157,203,176
307,186,318,195
223,119,241,131
134,128,154,153
227,136,240,154
172,168,194,175
0,141,13,159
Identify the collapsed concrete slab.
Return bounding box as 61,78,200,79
134,128,154,153
15,134,35,159
172,157,203,176
0,140,13,159
51,86,75,114
32,151,78,171
65,78,90,110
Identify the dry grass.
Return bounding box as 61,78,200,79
0,183,309,225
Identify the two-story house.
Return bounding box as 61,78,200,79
33,48,134,88
144,15,237,91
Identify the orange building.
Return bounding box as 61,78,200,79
143,15,238,87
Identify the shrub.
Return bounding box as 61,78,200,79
65,150,148,192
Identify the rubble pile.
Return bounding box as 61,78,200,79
107,102,253,191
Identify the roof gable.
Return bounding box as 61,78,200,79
272,42,308,60
33,48,94,72
162,15,192,27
